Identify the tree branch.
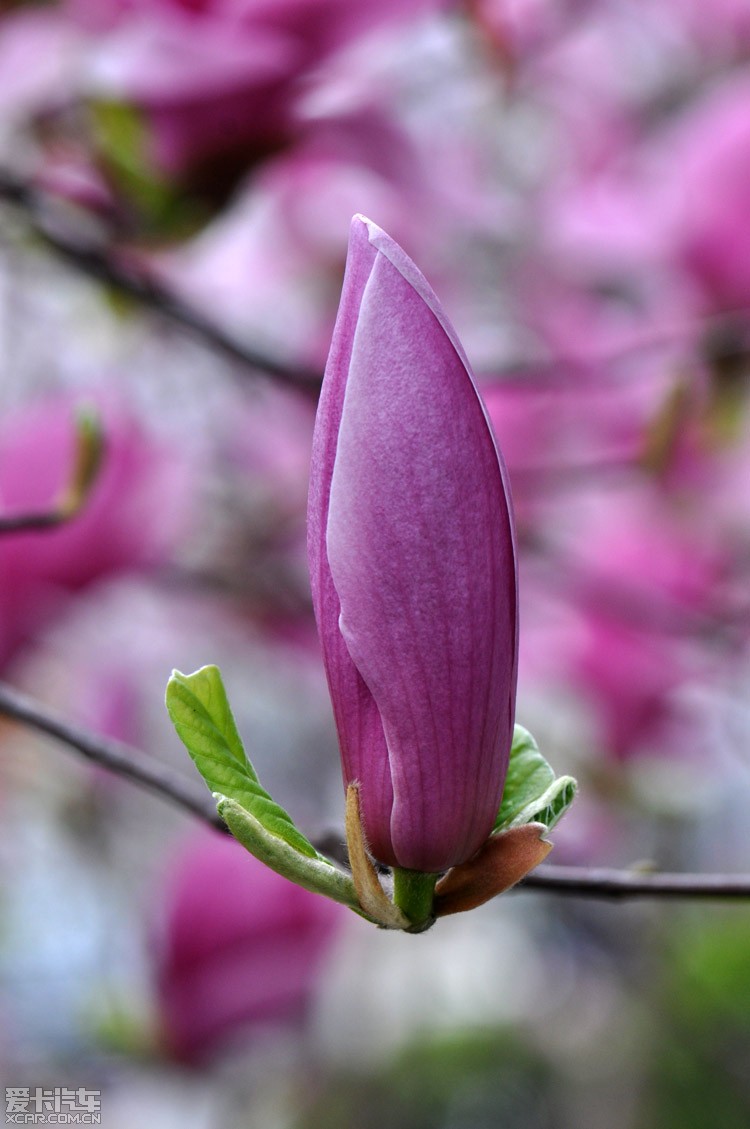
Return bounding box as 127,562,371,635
520,865,750,900
0,167,320,390
1,676,749,901
6,165,750,401
0,678,223,830
0,511,70,533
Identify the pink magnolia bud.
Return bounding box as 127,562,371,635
308,216,518,874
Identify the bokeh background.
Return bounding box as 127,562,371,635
0,2,750,1126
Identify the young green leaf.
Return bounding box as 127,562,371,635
216,795,367,916
166,665,319,860
494,725,577,834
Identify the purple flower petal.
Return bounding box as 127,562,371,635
309,216,517,872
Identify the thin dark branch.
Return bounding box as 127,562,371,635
521,865,750,900
0,167,320,390
0,511,68,533
1,677,749,900
0,678,223,830
6,165,750,399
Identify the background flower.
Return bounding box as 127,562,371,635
0,1,749,1125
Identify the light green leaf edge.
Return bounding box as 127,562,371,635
166,665,365,915
215,795,366,914
167,665,316,857
493,724,577,835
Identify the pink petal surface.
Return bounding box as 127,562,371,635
309,217,517,872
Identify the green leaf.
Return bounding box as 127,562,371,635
166,665,319,860
166,666,370,918
216,796,366,916
89,100,208,237
494,725,577,834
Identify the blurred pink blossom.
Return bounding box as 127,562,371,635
228,385,314,512
0,8,82,119
562,488,728,759
0,394,191,669
155,106,448,364
469,0,583,64
153,827,343,1065
661,0,750,55
666,76,750,313
75,0,450,177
